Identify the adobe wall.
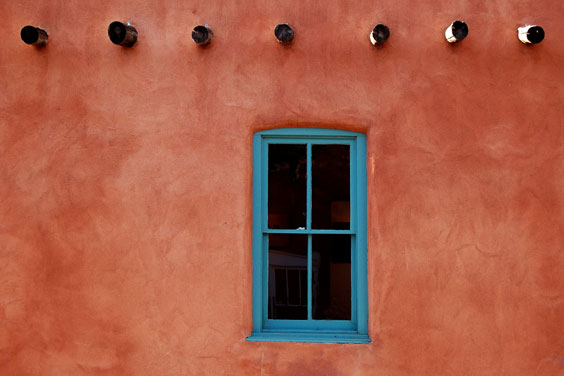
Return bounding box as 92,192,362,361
1,0,563,374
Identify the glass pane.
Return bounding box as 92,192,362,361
268,144,307,229
312,145,350,229
268,234,308,319
312,235,351,320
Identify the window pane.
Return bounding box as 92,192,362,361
268,144,307,229
268,234,308,319
312,145,350,229
312,235,351,320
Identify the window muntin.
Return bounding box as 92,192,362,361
248,128,369,343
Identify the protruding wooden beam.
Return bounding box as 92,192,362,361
274,24,294,45
108,21,138,47
370,24,390,45
518,25,544,44
192,25,213,46
21,26,48,46
445,20,468,43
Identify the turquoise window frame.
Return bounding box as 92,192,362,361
247,128,370,344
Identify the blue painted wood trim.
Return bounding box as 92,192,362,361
350,140,358,327
307,235,313,320
247,332,371,344
355,134,369,335
306,143,313,320
251,133,264,332
258,128,360,137
261,137,269,324
264,229,353,234
306,143,312,231
250,128,370,342
262,235,269,323
264,139,355,145
264,319,352,331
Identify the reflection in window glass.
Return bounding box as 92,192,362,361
268,234,308,319
268,144,307,229
312,145,350,229
312,235,351,320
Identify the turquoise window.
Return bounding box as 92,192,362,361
247,128,369,343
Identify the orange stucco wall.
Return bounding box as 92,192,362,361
1,1,563,375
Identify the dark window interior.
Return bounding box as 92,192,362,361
268,234,307,319
268,144,306,229
312,145,350,229
312,234,351,320
267,143,351,321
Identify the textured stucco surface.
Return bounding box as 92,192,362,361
1,0,563,375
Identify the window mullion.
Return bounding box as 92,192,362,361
307,234,312,320
350,142,356,232
262,140,269,322
306,143,312,230
306,143,312,321
262,138,269,232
